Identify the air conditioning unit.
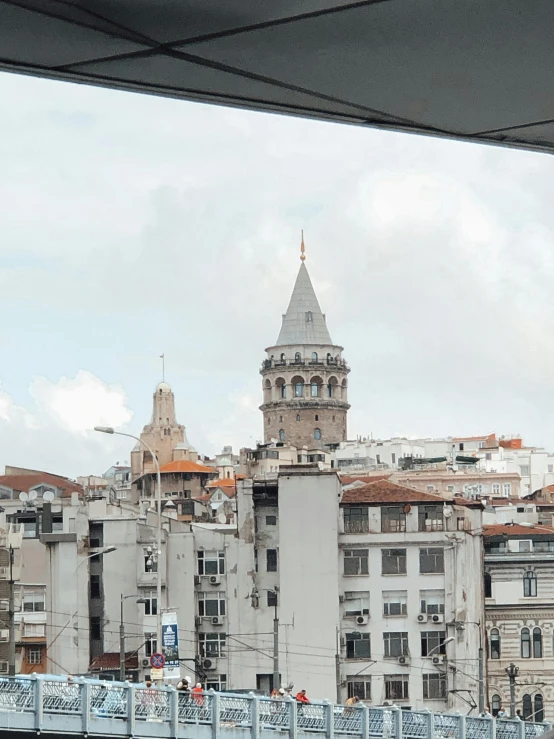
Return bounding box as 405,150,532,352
209,576,221,586
202,658,216,670
211,616,224,626
431,656,441,665
0,601,8,612
339,595,345,603
194,575,201,585
0,630,8,642
195,616,202,626
417,614,428,623
398,656,409,665
142,658,150,668
431,614,444,624
356,615,368,625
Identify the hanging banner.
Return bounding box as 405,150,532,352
162,611,180,680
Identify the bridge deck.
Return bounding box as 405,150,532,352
0,676,548,739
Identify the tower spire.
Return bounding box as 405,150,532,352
300,230,306,261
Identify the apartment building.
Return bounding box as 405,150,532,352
484,522,554,722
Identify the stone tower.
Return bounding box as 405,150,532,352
260,240,350,449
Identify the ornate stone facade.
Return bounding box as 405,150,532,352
260,252,350,449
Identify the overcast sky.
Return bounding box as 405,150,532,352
1,71,553,478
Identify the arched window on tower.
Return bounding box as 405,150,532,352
280,353,286,363
490,628,500,659
278,429,285,442
292,376,305,398
310,376,322,398
533,627,543,657
328,376,338,398
294,352,302,364
314,428,322,441
296,414,300,422
311,351,318,362
521,627,531,658
306,311,313,322
484,571,492,598
524,570,537,597
276,378,286,399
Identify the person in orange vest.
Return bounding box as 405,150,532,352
296,689,310,704
192,683,204,706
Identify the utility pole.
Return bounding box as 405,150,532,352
506,663,519,718
272,590,279,692
119,594,126,682
478,645,485,714
335,627,342,704
8,547,15,677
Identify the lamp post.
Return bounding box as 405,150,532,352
120,594,147,681
95,427,163,658
427,635,455,658
506,663,519,718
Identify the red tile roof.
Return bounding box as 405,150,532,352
207,478,237,488
342,479,457,505
89,652,139,671
452,434,496,442
159,460,216,474
484,523,554,537
340,474,392,485
0,473,83,498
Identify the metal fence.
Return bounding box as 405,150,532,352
0,676,550,739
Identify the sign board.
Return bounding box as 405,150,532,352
150,652,165,669
150,667,164,681
162,611,180,680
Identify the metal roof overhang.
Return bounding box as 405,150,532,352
1,0,554,154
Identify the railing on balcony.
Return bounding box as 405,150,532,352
0,676,549,739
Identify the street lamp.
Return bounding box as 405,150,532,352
506,663,520,718
76,546,117,569
94,426,163,659
120,594,147,681
426,636,455,658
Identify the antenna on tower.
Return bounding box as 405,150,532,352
160,353,165,382
300,230,306,262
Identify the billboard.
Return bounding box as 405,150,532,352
162,611,180,680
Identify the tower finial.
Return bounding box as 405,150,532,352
300,230,306,261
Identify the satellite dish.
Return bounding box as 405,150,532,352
19,492,28,503
217,513,227,524
28,490,38,501
43,491,55,502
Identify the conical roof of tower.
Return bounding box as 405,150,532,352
275,262,333,346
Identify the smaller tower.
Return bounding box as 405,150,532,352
260,237,350,449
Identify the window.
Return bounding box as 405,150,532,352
419,548,444,574
534,694,544,722
294,353,302,363
423,673,446,700
418,506,444,532
520,465,530,477
384,675,408,701
382,549,407,575
421,631,446,657
266,549,278,572
280,384,286,399
278,429,285,442
521,627,531,658
266,515,277,526
90,574,101,599
533,627,542,658
296,414,300,421
459,443,464,451
549,465,554,474
446,485,455,493
23,591,45,612
203,674,227,692
383,591,407,616
522,695,532,720
20,518,37,538
314,428,322,440
490,629,500,659
347,676,371,701
344,591,370,617
383,632,409,658
144,549,158,573
381,507,406,533
523,571,537,597
376,455,381,464
24,623,45,638
267,590,278,607
198,592,226,617
294,383,304,397
492,483,501,496
484,572,492,598
344,507,369,534
491,694,501,717
346,632,371,659
311,351,318,361
198,551,225,576
457,517,470,531
503,483,511,497
420,590,445,615
144,633,157,657
198,633,226,658
143,593,158,616
315,414,319,421
311,383,319,397
90,617,101,640
344,549,369,576
327,384,334,398
27,647,42,665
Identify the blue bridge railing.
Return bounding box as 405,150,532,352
0,675,549,739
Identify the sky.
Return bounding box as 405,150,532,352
1,71,554,479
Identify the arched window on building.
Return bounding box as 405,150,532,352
278,429,285,442
521,627,531,658
328,376,338,398
524,571,537,597
533,627,543,658
490,628,501,659
522,695,533,720
292,376,305,398
296,414,300,422
484,571,492,598
491,695,501,717
314,428,322,441
280,353,286,362
294,352,302,363
534,694,544,722
311,351,318,362
310,376,322,398
306,311,313,322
